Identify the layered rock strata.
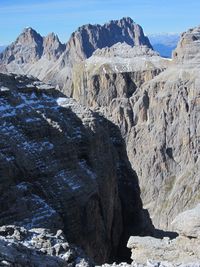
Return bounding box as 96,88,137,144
0,73,152,263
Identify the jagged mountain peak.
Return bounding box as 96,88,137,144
19,27,43,43
45,32,59,41
108,16,136,26
67,17,153,60
43,32,66,60
23,26,38,33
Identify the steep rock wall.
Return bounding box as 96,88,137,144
0,73,152,263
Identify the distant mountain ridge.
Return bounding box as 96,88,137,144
0,17,153,94
0,46,6,53
148,33,180,58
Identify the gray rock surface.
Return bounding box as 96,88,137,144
127,234,200,265
69,26,200,229
71,43,169,112
0,225,92,267
0,73,152,264
173,26,200,64
171,204,200,238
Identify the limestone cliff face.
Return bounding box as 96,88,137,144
70,29,200,229
0,73,152,263
71,43,169,136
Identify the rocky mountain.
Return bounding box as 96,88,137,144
0,17,199,266
69,26,200,229
0,73,153,264
0,27,65,64
0,17,153,94
66,17,152,60
148,33,180,58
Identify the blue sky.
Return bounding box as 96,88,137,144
0,0,200,45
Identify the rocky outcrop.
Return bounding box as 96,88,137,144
0,73,152,264
127,235,200,265
173,26,200,64
0,225,92,267
127,205,200,265
171,204,200,238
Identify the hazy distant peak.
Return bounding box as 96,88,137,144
148,32,180,58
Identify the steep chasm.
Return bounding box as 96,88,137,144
70,29,200,229
0,73,152,264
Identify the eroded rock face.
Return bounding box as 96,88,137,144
173,26,200,64
71,43,168,114
0,73,152,263
0,225,92,267
70,28,200,229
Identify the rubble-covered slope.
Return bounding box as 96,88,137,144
0,225,92,267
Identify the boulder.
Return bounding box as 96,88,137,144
171,204,200,238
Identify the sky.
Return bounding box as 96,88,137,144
0,0,200,45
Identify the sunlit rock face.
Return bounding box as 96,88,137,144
70,28,200,229
173,26,200,64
